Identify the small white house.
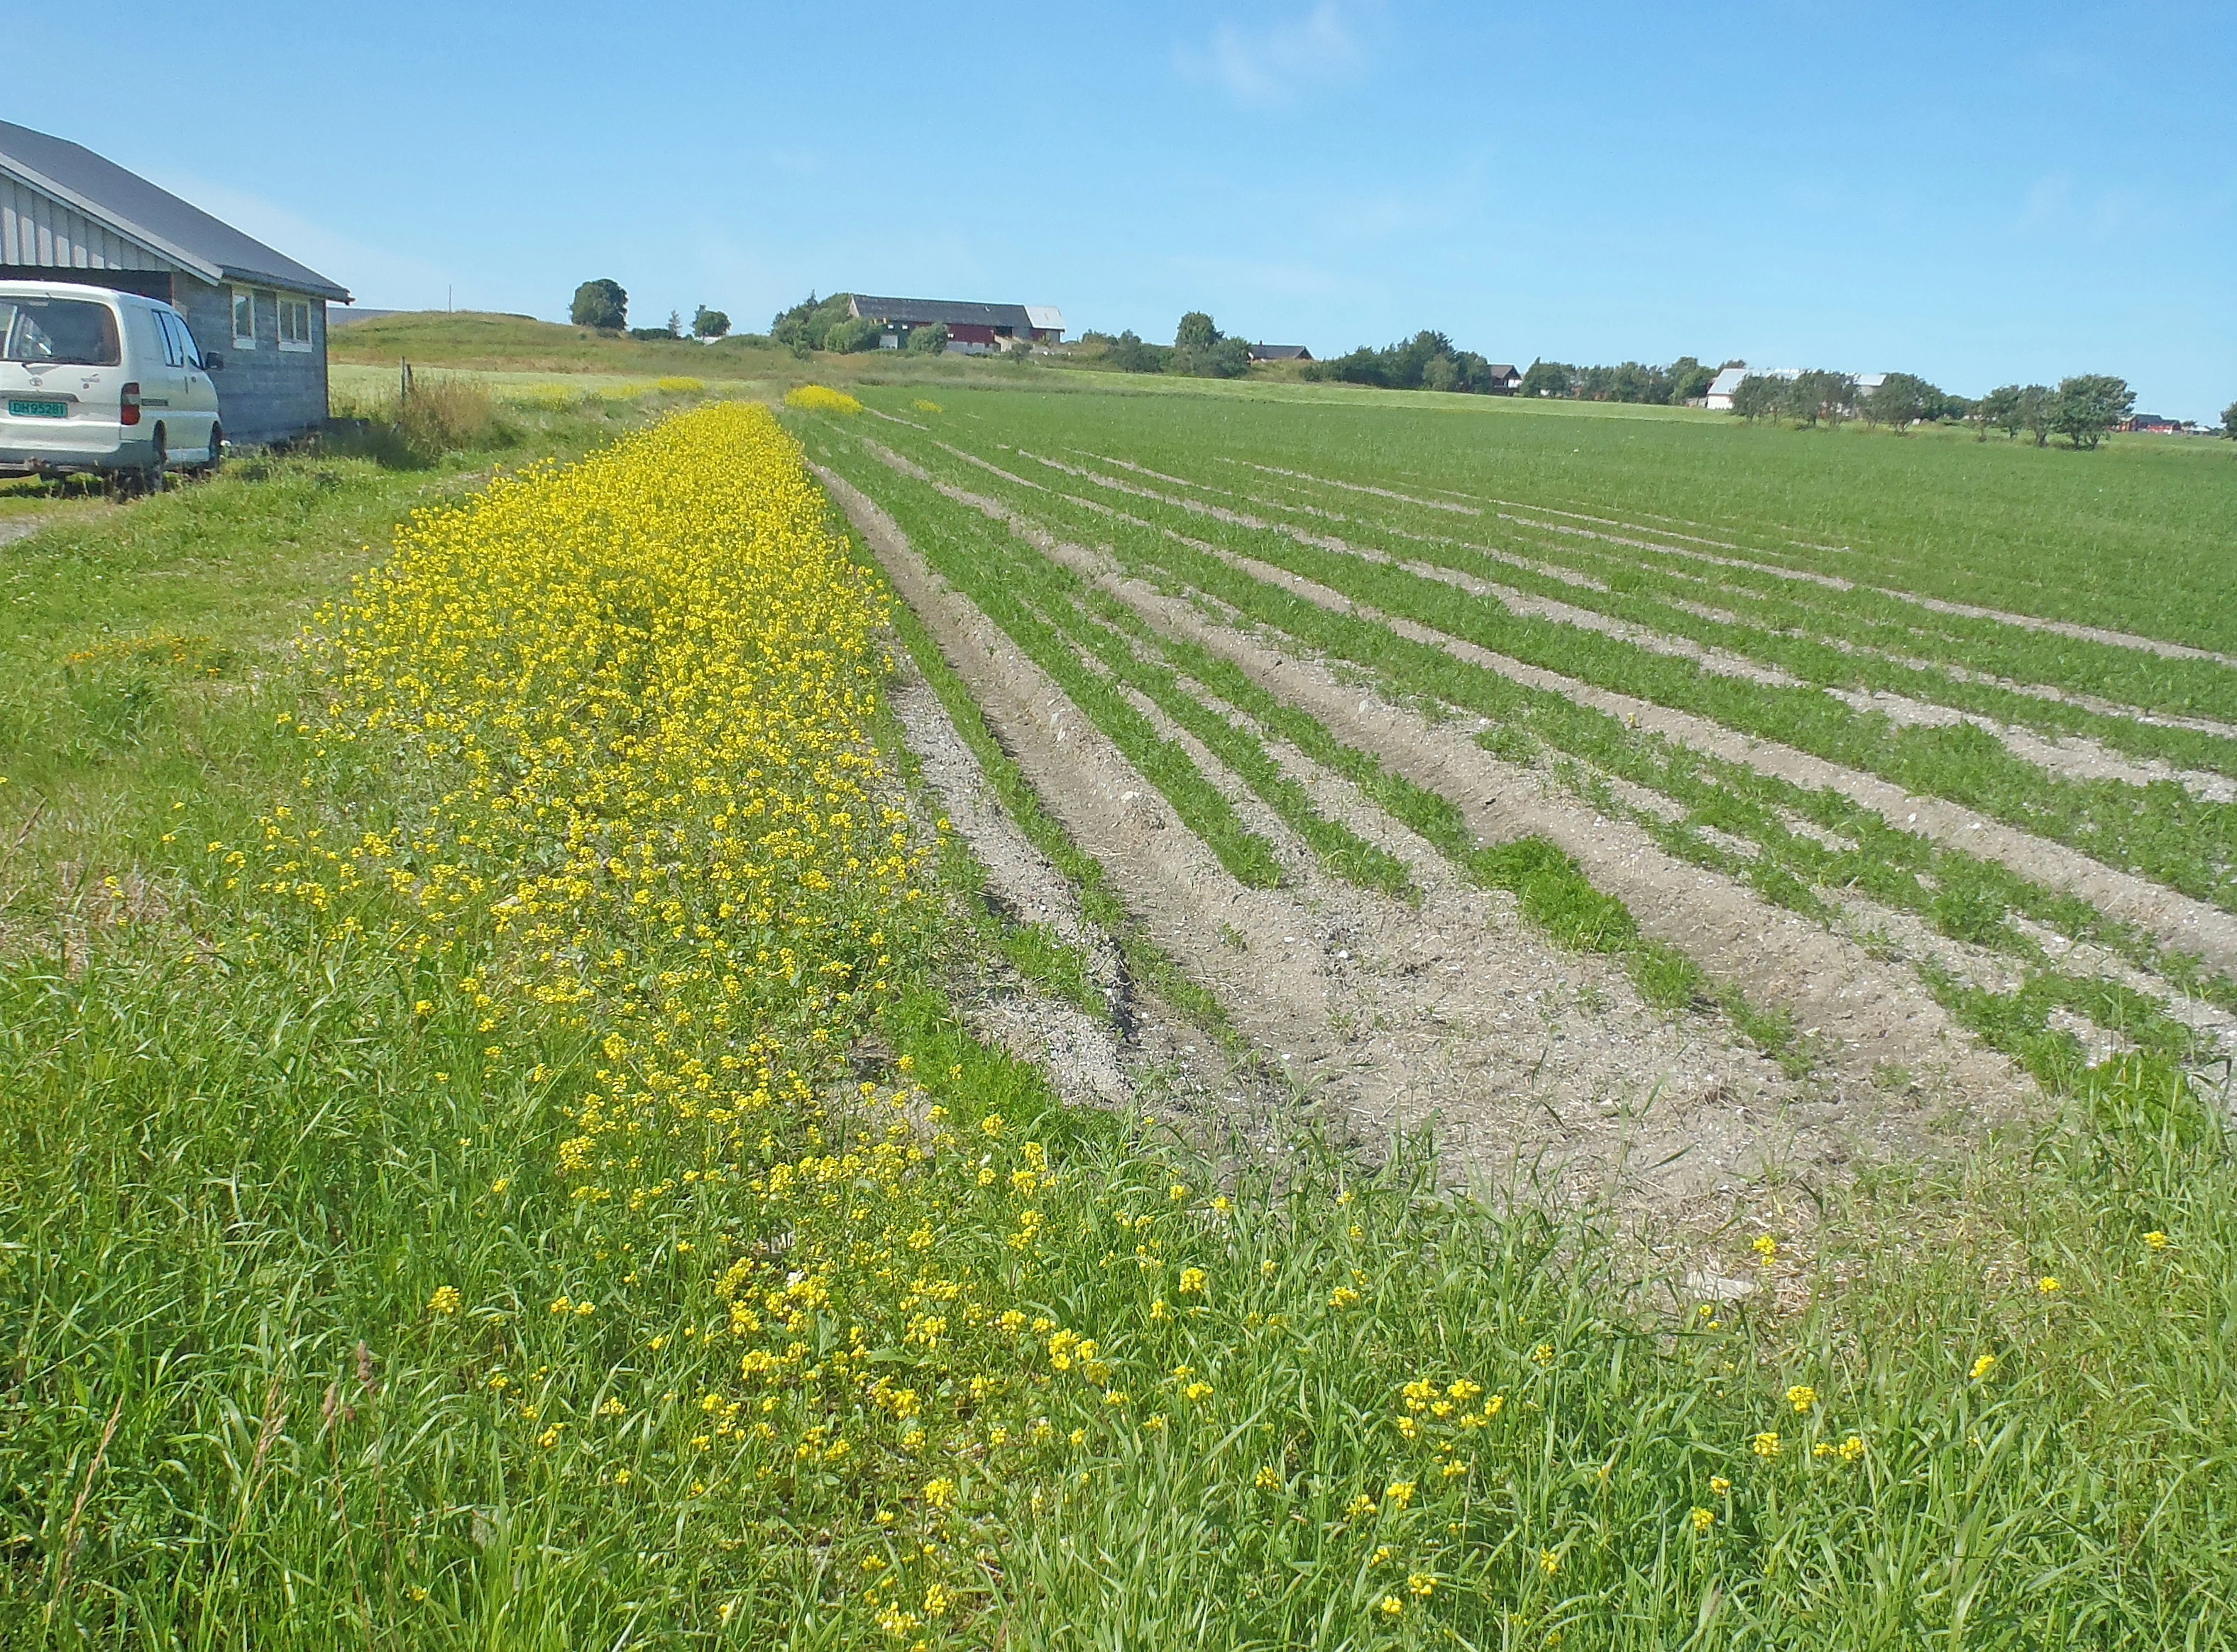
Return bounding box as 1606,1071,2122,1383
1704,365,1749,411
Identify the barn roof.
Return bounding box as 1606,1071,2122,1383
0,121,349,301
1707,366,1749,396
1248,343,1312,360
849,294,1036,331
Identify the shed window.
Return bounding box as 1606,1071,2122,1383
278,297,312,351
231,288,255,347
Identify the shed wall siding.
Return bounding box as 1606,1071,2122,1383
172,275,329,446
0,177,167,271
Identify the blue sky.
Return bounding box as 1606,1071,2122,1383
22,3,2236,417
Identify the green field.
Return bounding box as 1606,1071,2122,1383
2,355,2233,1647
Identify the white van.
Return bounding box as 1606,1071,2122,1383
0,280,226,488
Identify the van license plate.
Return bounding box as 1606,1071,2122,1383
7,400,66,419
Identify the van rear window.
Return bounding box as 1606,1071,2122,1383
0,299,123,366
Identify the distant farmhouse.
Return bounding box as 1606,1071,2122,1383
0,120,349,445
1703,365,1752,410
1483,363,1523,394
846,295,1065,355
1248,343,1313,363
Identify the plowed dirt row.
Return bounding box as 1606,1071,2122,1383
818,465,1905,1214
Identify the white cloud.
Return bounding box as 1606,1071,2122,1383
141,171,454,307
1177,3,1365,109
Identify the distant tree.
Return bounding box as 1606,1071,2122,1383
1666,356,1716,403
2223,399,2237,440
1974,384,2023,440
1861,373,1939,434
1521,358,1572,398
1783,370,1856,428
906,322,949,355
770,292,856,353
570,278,627,331
692,306,730,339
1730,373,1782,422
2048,375,2132,450
822,315,884,354
1172,312,1248,378
2018,385,2055,447
1104,330,1170,373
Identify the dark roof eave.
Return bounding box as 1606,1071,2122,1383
217,263,353,303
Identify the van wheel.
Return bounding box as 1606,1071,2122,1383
145,425,167,493
204,424,224,475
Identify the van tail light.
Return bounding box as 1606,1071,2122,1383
119,383,141,426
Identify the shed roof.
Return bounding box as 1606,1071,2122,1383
0,121,349,301
849,294,1035,331
1248,343,1312,361
1484,363,1519,379
1023,304,1065,331
1707,366,1749,396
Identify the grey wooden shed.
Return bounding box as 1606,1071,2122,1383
0,120,350,446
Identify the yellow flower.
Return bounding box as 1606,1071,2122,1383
1532,1343,1554,1366
1378,1595,1403,1618
1329,1286,1361,1309
2145,1230,2169,1250
1178,1267,1207,1294
1540,1548,1560,1576
1385,1481,1414,1508
1786,1384,1816,1413
923,1477,955,1509
1255,1465,1281,1489
1407,1573,1435,1598
1751,1233,1777,1264
1709,1476,1730,1496
1837,1435,1864,1464
427,1285,461,1317
1752,1431,1781,1458
2036,1276,2060,1295
1969,1354,1996,1381
1690,1507,1714,1535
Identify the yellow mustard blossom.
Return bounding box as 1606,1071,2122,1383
427,1285,461,1317
1752,1431,1781,1459
1970,1354,1997,1381
1691,1507,1714,1535
1786,1384,1816,1413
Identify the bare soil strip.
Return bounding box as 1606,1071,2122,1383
818,462,1941,1213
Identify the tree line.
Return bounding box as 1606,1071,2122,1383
1083,312,1252,378
1519,358,1719,404
1302,331,1512,394
1732,370,2138,448
568,279,730,340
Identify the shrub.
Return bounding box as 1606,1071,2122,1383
1104,330,1170,373
784,384,863,414
692,306,730,339
569,278,627,331
771,292,857,353
822,315,884,354
906,323,950,355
